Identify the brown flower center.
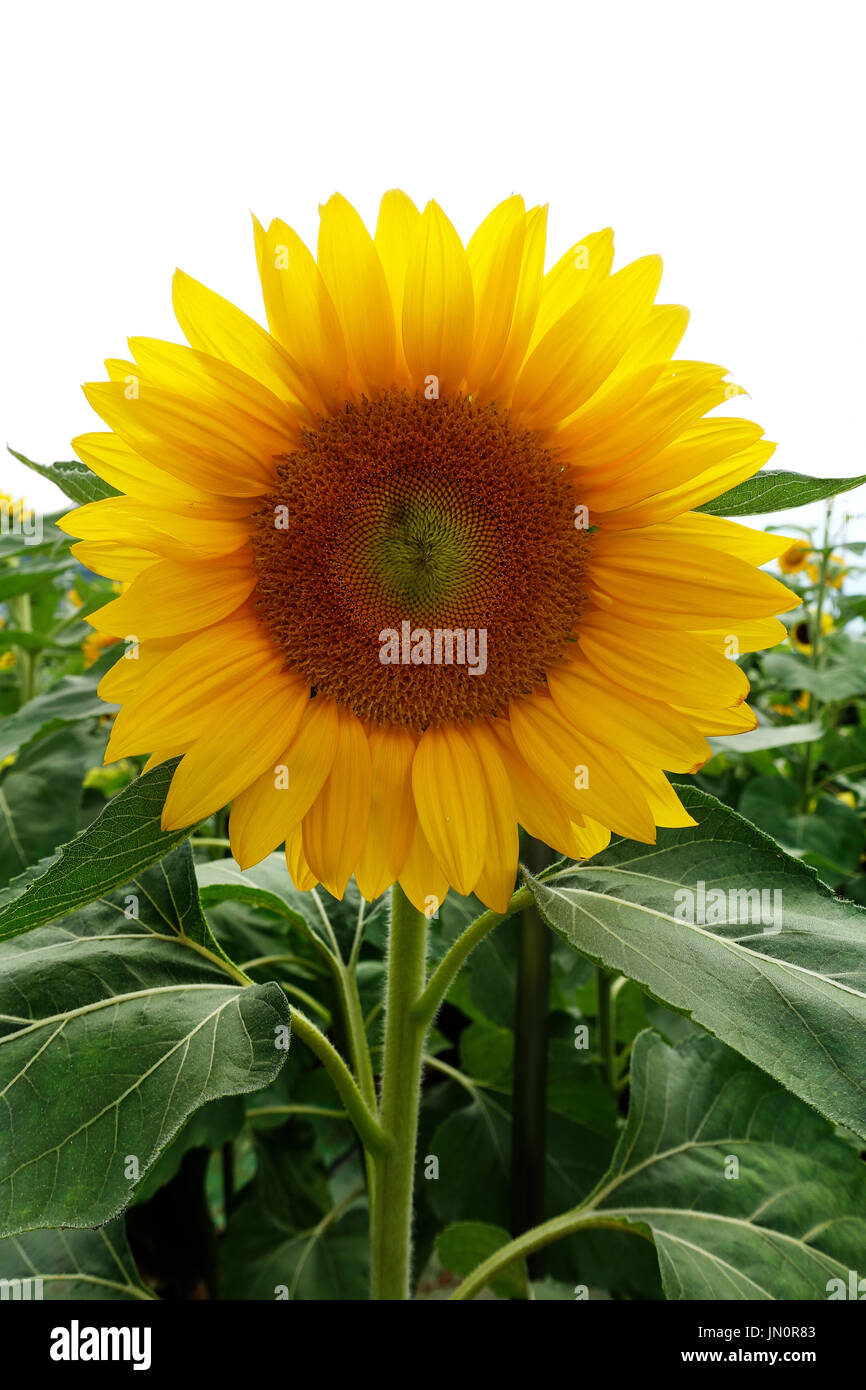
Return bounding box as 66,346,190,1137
250,389,592,730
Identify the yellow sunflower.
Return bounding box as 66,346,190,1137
790,610,834,654
59,193,799,914
778,539,812,574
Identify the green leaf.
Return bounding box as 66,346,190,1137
0,760,194,943
426,1084,611,1232
221,1130,369,1302
698,468,866,517
709,720,824,754
197,855,387,960
0,1218,153,1300
0,559,74,602
526,785,866,1141
0,847,290,1235
436,1222,528,1298
762,650,866,702
460,1020,617,1136
0,727,93,887
7,447,120,506
579,1032,866,1299
132,1097,245,1206
197,856,322,942
0,667,116,765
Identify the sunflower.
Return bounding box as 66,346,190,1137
778,539,812,574
806,553,847,588
790,610,834,654
60,193,798,913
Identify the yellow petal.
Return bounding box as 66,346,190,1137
73,432,228,507
161,670,309,829
398,819,449,917
374,189,422,384
529,228,615,349
229,695,340,868
482,204,548,402
318,193,396,393
253,215,348,414
465,196,526,391
172,268,307,406
465,722,519,913
83,381,276,496
412,724,487,894
508,694,657,843
576,609,749,710
104,615,279,757
512,255,663,431
87,554,255,639
355,725,417,902
302,711,372,898
285,821,318,892
548,660,710,773
71,541,158,582
402,201,474,396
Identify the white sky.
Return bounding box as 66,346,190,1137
2,0,864,548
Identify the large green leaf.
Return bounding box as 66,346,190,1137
582,1032,866,1299
7,448,120,506
0,727,94,887
698,467,866,517
526,785,866,1141
0,845,290,1235
0,667,116,764
0,1218,153,1300
0,760,192,943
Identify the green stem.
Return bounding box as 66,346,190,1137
8,592,37,704
411,885,532,1027
334,955,380,1227
510,843,552,1275
246,1104,347,1122
289,1007,390,1155
369,883,429,1300
450,1208,649,1301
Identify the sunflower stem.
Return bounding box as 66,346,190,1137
411,885,533,1027
288,1007,390,1156
8,592,37,705
369,883,429,1300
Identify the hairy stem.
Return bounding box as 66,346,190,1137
289,1006,390,1155
369,884,429,1299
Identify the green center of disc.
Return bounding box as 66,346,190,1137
356,494,484,615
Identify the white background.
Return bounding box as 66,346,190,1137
1,0,864,547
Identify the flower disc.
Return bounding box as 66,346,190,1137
250,390,591,729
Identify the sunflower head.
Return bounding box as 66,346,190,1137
59,192,799,912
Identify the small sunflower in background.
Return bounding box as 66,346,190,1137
806,552,848,588
790,611,834,654
778,539,812,574
59,193,798,912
